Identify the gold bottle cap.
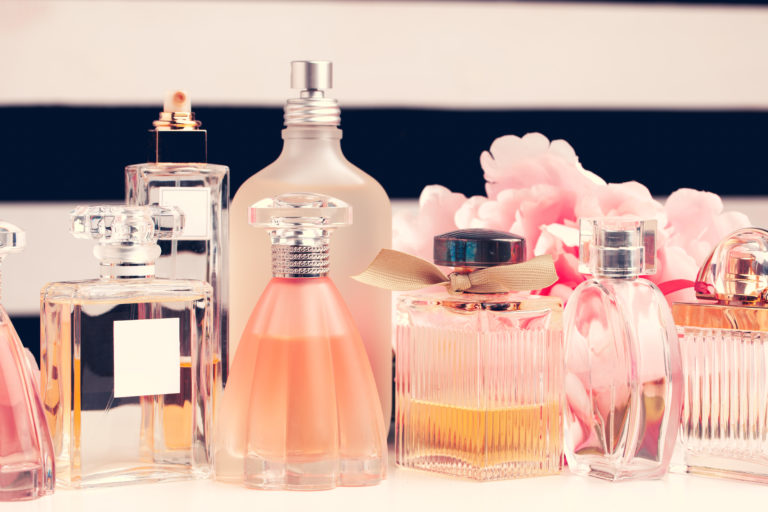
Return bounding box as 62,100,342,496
695,228,768,305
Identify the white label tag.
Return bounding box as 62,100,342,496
113,318,181,398
158,187,211,240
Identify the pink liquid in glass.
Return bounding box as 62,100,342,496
0,305,55,500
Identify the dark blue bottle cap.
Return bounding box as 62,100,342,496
433,229,526,267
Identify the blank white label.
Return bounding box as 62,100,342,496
158,187,211,240
113,318,181,398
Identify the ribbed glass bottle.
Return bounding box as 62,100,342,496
394,229,564,480
672,228,768,484
675,323,768,482
395,295,564,480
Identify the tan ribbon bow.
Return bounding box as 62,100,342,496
351,249,558,294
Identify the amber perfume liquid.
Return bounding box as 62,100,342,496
41,293,214,487
396,293,564,480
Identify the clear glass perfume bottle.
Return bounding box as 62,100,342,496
216,193,387,490
564,218,682,480
230,61,392,431
0,222,55,500
395,229,564,480
40,206,215,488
126,90,229,382
672,228,768,483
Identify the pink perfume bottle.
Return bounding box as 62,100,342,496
564,218,682,480
215,193,387,490
0,222,55,500
673,228,768,483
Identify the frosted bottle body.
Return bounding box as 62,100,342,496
230,126,392,428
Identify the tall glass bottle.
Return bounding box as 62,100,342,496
230,61,392,429
216,193,387,490
40,206,216,488
564,218,682,480
0,222,55,500
672,228,768,483
126,90,229,382
394,229,564,480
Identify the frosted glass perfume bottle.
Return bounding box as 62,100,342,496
672,228,768,483
564,218,682,480
216,193,387,490
396,229,564,480
0,223,55,500
126,90,229,381
40,206,215,488
230,61,392,430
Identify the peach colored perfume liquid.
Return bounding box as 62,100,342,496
216,277,387,490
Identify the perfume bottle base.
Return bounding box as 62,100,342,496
567,457,669,481
58,465,210,489
682,453,768,485
397,455,562,481
243,456,384,490
0,464,53,501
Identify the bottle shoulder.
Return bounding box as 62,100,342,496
672,300,768,332
398,290,563,313
126,162,229,179
567,277,675,330
41,278,211,304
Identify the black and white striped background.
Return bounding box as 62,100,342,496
2,0,767,354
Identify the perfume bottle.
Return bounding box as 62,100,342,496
126,90,229,382
564,218,682,480
0,222,55,500
216,193,387,490
230,61,392,430
672,228,768,483
40,206,215,488
392,229,564,480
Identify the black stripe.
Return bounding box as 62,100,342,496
0,106,766,201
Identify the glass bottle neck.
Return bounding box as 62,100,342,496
271,243,330,279
279,126,344,160
99,262,156,280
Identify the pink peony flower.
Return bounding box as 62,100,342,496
393,132,751,303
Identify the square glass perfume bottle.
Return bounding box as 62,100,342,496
392,229,563,480
672,228,768,483
40,206,215,488
125,90,229,382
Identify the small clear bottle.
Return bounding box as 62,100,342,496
564,218,682,480
126,90,229,382
215,193,387,490
396,229,564,480
0,222,55,500
40,206,215,488
672,228,768,483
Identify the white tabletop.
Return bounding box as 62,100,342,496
5,445,766,512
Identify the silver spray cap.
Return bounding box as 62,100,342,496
284,60,341,126
579,217,657,278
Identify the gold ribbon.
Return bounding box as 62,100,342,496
351,249,558,294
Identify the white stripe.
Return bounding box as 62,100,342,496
0,1,767,109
